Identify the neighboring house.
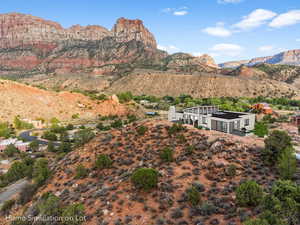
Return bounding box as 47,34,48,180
291,111,300,126
22,118,45,129
251,103,273,115
168,105,255,136
0,138,30,152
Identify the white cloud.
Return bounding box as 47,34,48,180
162,7,189,16
258,45,274,52
210,43,243,56
218,0,242,4
233,9,277,30
173,11,188,16
269,10,300,28
158,44,180,53
202,23,232,37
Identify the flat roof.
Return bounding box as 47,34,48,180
212,111,246,120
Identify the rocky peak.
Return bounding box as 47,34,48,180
197,54,218,68
112,17,157,49
0,12,111,50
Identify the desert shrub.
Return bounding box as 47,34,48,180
131,168,159,191
253,122,268,137
167,123,185,136
47,141,55,152
263,130,292,164
38,193,61,216
33,158,51,186
29,140,39,152
61,203,85,225
42,131,57,141
117,92,133,103
278,146,296,180
185,145,195,155
0,122,14,138
226,164,237,177
1,199,15,215
95,154,112,169
66,124,74,130
13,116,33,130
236,180,264,207
4,161,29,184
137,126,148,135
176,134,186,143
3,144,20,157
127,114,137,123
18,183,38,205
160,147,174,162
271,180,300,202
111,119,123,129
58,142,72,153
50,126,67,134
187,186,201,206
75,164,87,179
96,123,111,131
74,129,95,147
244,218,269,225
262,194,282,213
199,202,217,216
259,210,287,225
72,113,79,119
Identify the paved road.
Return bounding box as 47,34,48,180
0,179,29,206
19,129,60,146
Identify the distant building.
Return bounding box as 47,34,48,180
168,105,255,136
22,118,45,129
291,111,300,126
0,138,30,152
251,103,273,115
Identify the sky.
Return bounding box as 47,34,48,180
2,0,300,63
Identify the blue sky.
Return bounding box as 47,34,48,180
2,0,300,63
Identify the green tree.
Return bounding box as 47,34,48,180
47,141,55,152
187,186,201,206
160,147,174,162
236,180,264,207
253,122,268,138
131,168,159,191
3,144,20,157
137,126,148,135
61,203,85,225
33,158,51,186
244,218,269,225
75,164,87,179
29,140,39,152
263,130,292,164
74,129,95,147
278,146,296,180
58,142,72,153
42,131,57,141
38,193,61,216
95,154,112,169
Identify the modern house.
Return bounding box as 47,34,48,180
251,103,273,115
168,105,255,136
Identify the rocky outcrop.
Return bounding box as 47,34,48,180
112,17,157,49
162,53,219,73
220,49,300,68
0,13,165,75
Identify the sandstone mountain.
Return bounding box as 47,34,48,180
224,63,300,89
0,80,130,122
219,49,300,68
107,71,299,98
0,13,219,77
0,13,166,76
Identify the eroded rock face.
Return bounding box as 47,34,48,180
112,17,157,49
0,13,164,75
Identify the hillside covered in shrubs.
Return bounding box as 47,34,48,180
2,120,299,225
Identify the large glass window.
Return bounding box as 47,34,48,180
245,119,250,126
